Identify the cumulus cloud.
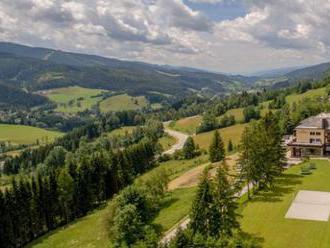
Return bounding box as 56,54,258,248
0,0,329,73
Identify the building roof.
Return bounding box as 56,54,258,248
296,113,330,129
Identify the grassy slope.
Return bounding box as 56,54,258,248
169,116,202,135
193,123,248,150
44,86,106,113
286,87,326,105
152,187,197,232
27,205,111,248
159,135,176,151
99,94,148,113
28,152,208,247
0,124,63,145
240,160,330,248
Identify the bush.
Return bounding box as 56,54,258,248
301,165,312,175
309,163,316,170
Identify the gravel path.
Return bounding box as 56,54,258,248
162,128,189,155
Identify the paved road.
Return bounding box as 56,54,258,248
160,183,252,244
162,128,189,155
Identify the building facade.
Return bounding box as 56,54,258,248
288,113,330,157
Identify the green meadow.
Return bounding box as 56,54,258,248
44,86,107,113
0,124,63,145
99,94,148,113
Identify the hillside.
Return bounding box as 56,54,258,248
0,42,256,100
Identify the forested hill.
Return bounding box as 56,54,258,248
0,42,255,98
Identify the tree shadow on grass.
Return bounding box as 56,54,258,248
247,173,303,204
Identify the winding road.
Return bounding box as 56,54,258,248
162,127,189,155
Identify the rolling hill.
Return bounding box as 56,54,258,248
0,42,257,101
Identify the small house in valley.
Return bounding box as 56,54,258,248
287,113,330,157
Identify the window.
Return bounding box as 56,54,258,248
310,132,315,135
316,132,321,136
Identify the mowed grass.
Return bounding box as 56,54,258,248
100,94,148,113
0,124,63,145
152,187,197,232
44,86,107,113
194,123,248,150
240,160,330,248
286,87,326,105
169,115,202,134
27,205,111,248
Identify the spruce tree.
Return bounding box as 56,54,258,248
190,169,213,236
183,136,196,159
209,130,225,163
210,167,239,237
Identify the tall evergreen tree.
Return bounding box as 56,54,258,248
190,169,213,236
210,167,239,237
183,136,196,159
209,130,225,163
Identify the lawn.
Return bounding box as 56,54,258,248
0,124,63,145
27,205,111,248
240,160,330,248
169,115,202,134
286,87,326,105
99,94,148,112
193,123,248,150
43,86,107,113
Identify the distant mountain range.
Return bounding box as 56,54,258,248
0,42,330,107
0,42,256,101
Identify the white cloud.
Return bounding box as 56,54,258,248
0,0,329,73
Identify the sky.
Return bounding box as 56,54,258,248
0,0,329,74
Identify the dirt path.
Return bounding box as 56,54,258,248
168,153,239,191
168,162,210,190
162,128,189,155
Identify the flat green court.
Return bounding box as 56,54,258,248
0,124,63,145
240,160,330,248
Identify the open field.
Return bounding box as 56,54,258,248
169,115,202,135
99,94,148,112
240,160,330,248
43,86,106,113
286,87,326,105
0,124,63,145
194,123,248,150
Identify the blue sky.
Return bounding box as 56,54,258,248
184,0,247,22
0,0,329,74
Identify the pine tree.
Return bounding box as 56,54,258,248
190,169,213,236
210,167,239,237
209,130,225,163
183,136,196,159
